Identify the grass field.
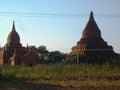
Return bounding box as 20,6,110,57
0,63,120,90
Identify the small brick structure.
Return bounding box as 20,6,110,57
0,21,39,66
67,11,118,60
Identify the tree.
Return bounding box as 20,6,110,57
48,51,66,63
28,45,66,64
28,45,37,52
37,46,49,63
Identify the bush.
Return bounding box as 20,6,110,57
104,58,120,66
66,55,120,65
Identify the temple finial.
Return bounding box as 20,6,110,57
89,11,94,20
27,43,28,47
90,11,93,16
26,43,29,50
12,20,16,31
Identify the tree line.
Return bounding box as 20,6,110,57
28,45,66,64
28,45,120,65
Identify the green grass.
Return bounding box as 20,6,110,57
0,63,120,89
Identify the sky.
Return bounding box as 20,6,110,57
0,0,120,53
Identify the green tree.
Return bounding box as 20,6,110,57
28,45,37,51
28,45,66,64
48,51,66,63
37,46,49,63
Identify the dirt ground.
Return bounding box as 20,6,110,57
1,87,120,90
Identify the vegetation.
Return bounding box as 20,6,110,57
0,45,120,89
0,63,120,89
28,45,66,63
28,45,120,65
66,55,120,65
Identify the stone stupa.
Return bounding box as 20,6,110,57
67,11,118,62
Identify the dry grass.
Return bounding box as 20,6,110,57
0,63,120,89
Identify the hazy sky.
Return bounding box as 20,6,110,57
0,0,120,53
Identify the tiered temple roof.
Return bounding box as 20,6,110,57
67,11,118,61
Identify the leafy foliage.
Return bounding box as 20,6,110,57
28,45,66,63
66,55,120,65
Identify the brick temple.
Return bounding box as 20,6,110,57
0,21,39,66
67,11,118,62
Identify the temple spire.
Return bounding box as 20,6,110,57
89,11,94,20
7,21,20,44
12,20,16,31
82,11,101,38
